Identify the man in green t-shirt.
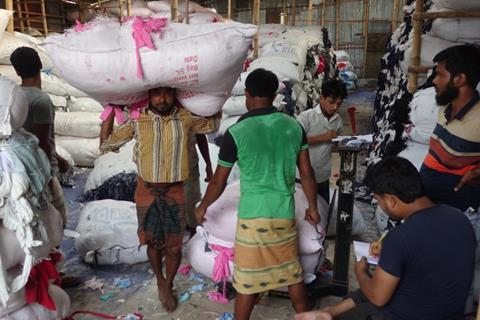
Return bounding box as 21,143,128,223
196,68,320,320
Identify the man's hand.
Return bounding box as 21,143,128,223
295,311,332,320
454,166,480,191
369,241,382,257
305,207,321,225
354,257,369,277
328,130,338,140
57,156,70,174
204,164,214,182
195,205,207,224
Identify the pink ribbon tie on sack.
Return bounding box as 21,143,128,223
129,98,149,120
100,105,126,125
208,244,234,305
131,17,169,79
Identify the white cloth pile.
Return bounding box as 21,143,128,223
335,50,357,90
0,77,69,319
369,0,480,164
185,181,329,286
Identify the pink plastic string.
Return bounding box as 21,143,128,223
100,105,126,125
210,244,234,303
178,264,192,276
129,98,149,120
73,19,92,32
131,17,169,79
207,291,229,305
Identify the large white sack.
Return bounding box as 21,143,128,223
398,141,429,171
176,91,229,117
67,96,103,113
54,135,100,167
186,226,323,283
261,39,308,71
41,19,257,114
0,284,70,320
75,200,147,265
218,116,240,136
54,111,102,138
430,15,480,44
48,95,67,109
248,56,302,83
222,96,247,116
147,0,211,14
404,86,438,145
84,141,136,191
0,10,12,42
0,203,63,271
401,35,461,75
184,12,224,24
326,189,367,237
0,76,28,137
432,0,480,11
55,144,74,168
334,50,350,62
203,181,328,255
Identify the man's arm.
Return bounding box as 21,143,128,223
190,112,221,135
196,134,213,182
195,165,232,223
455,165,480,191
307,130,338,146
354,258,400,307
31,123,53,160
297,149,320,225
100,121,135,153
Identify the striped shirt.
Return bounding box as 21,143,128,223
101,106,219,183
422,95,480,176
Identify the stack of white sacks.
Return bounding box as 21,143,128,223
0,9,104,167
0,76,70,319
220,24,336,135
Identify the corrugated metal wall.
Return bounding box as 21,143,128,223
212,0,406,78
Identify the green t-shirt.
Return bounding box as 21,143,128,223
218,107,308,219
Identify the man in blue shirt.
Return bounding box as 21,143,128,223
296,157,476,320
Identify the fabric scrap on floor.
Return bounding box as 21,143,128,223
178,291,191,303
99,292,114,302
216,312,234,320
178,264,192,275
114,277,132,289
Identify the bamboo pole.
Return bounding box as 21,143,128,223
227,0,232,20
252,0,260,59
185,0,189,23
414,10,480,19
362,0,369,78
16,0,25,32
127,0,131,17
40,0,48,35
407,0,424,93
307,0,313,25
408,65,433,74
171,0,178,21
291,0,296,26
6,0,14,31
391,0,399,32
335,0,339,50
23,1,31,29
321,0,326,26
119,0,124,21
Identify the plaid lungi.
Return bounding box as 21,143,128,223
233,218,303,295
134,176,186,246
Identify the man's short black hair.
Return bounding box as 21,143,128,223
321,79,347,100
363,156,426,204
245,68,278,98
10,47,42,79
433,45,480,89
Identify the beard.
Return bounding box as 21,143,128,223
151,102,175,114
435,82,459,106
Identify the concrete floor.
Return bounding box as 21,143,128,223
65,87,377,319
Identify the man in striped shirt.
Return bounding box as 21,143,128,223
420,45,480,212
101,87,219,312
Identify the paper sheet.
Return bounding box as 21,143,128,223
353,241,379,265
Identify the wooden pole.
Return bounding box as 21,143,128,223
16,0,25,32
414,10,480,19
127,0,131,17
185,0,189,23
40,0,48,35
252,0,260,59
407,0,424,93
6,0,14,32
362,0,369,78
227,0,232,20
23,1,31,29
119,0,124,21
321,0,325,26
392,0,399,32
307,0,313,25
171,0,178,22
335,0,339,50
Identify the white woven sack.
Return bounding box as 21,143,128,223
430,12,480,44
67,96,103,112
84,141,136,191
41,19,257,116
184,12,224,24
398,141,429,170
248,56,302,83
54,111,102,138
48,94,67,109
0,76,28,137
55,135,100,167
218,115,240,136
0,10,12,42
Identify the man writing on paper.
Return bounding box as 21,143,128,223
296,157,475,320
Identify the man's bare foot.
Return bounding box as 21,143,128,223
294,310,332,320
158,283,177,312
